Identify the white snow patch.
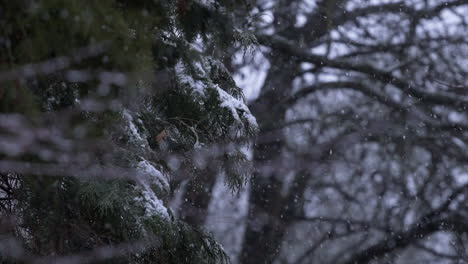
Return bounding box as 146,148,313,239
175,61,207,94
175,59,257,129
135,182,169,219
137,160,170,192
192,60,207,76
135,160,170,219
122,109,149,148
216,86,258,128
198,0,216,6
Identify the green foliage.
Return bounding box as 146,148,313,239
0,0,256,263
140,218,229,264
0,81,39,115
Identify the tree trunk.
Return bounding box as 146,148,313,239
239,52,297,263
178,169,218,227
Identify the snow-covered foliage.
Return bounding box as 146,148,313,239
173,50,258,139
135,160,170,219
122,109,150,149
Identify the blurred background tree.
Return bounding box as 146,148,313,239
227,0,468,263
188,0,468,263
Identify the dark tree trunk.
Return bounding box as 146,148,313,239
240,173,290,264
178,169,218,227
239,52,297,263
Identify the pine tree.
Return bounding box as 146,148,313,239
0,1,257,263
